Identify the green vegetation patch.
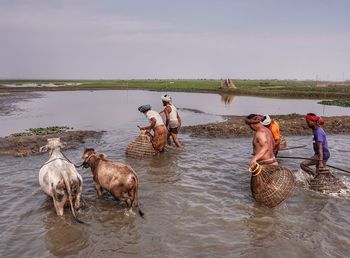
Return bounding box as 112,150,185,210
2,79,350,99
318,99,350,107
11,126,73,137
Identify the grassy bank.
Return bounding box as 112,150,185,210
1,79,350,99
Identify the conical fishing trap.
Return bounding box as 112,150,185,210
249,163,296,208
308,167,347,193
125,130,157,158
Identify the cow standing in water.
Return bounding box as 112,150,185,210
39,138,83,221
82,148,144,217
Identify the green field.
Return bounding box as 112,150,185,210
1,79,350,100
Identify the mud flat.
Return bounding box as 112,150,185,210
0,130,104,156
181,114,350,138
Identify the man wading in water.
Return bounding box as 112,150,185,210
138,104,168,152
160,94,182,148
262,114,287,156
300,113,330,176
245,114,278,169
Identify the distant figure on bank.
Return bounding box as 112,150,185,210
262,114,287,156
138,104,168,152
161,94,182,148
245,114,278,168
300,113,329,177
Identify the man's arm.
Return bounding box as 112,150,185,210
317,142,324,168
177,113,181,126
141,117,156,131
164,106,171,128
175,113,182,133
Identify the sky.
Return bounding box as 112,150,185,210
0,0,349,80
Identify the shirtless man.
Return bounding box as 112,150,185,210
245,114,278,169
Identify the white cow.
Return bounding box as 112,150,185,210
39,138,83,221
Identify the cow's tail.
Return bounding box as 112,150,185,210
61,171,84,224
133,174,144,218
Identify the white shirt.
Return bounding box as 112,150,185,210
145,110,164,127
168,104,179,128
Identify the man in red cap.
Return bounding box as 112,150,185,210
300,113,329,176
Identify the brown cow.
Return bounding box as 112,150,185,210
82,148,144,217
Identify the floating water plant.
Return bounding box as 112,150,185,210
11,126,73,137
318,99,350,107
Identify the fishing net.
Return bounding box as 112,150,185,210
308,167,347,193
250,164,295,208
125,130,157,158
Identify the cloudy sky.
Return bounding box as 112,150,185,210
0,0,349,80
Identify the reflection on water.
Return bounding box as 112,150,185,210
220,94,235,105
43,214,89,257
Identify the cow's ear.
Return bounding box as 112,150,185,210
39,145,48,152
99,153,107,159
84,148,95,153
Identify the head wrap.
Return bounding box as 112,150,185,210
245,114,263,125
305,114,319,122
305,113,325,126
161,94,172,103
262,114,271,126
318,117,325,125
138,104,151,113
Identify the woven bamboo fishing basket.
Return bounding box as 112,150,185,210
308,167,347,193
125,130,157,158
250,164,295,208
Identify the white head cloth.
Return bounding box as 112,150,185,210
161,94,172,103
262,114,271,126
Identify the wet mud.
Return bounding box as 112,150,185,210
0,92,42,115
0,131,104,156
182,114,350,138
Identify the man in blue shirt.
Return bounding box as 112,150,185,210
300,113,330,176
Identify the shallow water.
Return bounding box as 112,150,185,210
1,91,350,258
1,90,349,137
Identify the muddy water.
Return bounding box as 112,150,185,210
1,91,350,257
